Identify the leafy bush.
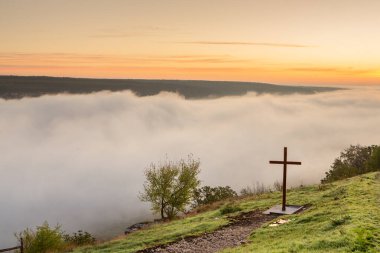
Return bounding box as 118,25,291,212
63,230,96,246
139,155,201,219
15,222,66,253
220,203,242,215
15,222,96,253
192,185,237,207
322,145,379,183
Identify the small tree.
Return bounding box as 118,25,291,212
139,155,200,219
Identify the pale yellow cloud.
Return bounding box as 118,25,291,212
179,41,313,48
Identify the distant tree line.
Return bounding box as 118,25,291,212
322,145,380,183
0,75,338,100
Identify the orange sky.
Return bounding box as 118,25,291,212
1,0,379,86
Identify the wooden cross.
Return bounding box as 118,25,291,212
269,147,301,211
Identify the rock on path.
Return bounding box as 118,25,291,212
139,210,278,253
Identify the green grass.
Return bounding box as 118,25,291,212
72,209,229,253
73,172,380,253
222,172,380,253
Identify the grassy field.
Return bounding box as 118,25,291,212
223,172,380,253
73,172,380,253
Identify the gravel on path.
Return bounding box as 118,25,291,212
138,210,278,253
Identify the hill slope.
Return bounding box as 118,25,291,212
74,172,380,253
0,75,339,99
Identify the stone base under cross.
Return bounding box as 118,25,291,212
263,204,304,215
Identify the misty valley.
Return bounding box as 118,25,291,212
2,0,380,251
1,80,379,249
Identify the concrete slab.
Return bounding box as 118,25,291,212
263,205,304,215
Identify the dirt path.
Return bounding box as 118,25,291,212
138,210,278,253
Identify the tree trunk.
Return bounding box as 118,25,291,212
161,198,165,219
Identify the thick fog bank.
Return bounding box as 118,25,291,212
1,88,379,246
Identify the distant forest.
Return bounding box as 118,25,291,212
0,76,340,99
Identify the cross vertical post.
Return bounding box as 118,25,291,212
20,238,24,253
282,147,287,211
269,147,301,211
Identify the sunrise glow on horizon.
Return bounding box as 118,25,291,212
1,0,380,86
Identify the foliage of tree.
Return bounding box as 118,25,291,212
367,146,380,171
322,145,379,183
139,155,201,219
192,186,237,207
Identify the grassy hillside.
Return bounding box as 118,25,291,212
74,172,379,253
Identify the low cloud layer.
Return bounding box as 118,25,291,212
1,88,379,246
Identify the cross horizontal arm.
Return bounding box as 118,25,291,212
269,161,302,165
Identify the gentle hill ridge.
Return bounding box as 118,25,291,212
0,75,340,100
74,172,380,253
